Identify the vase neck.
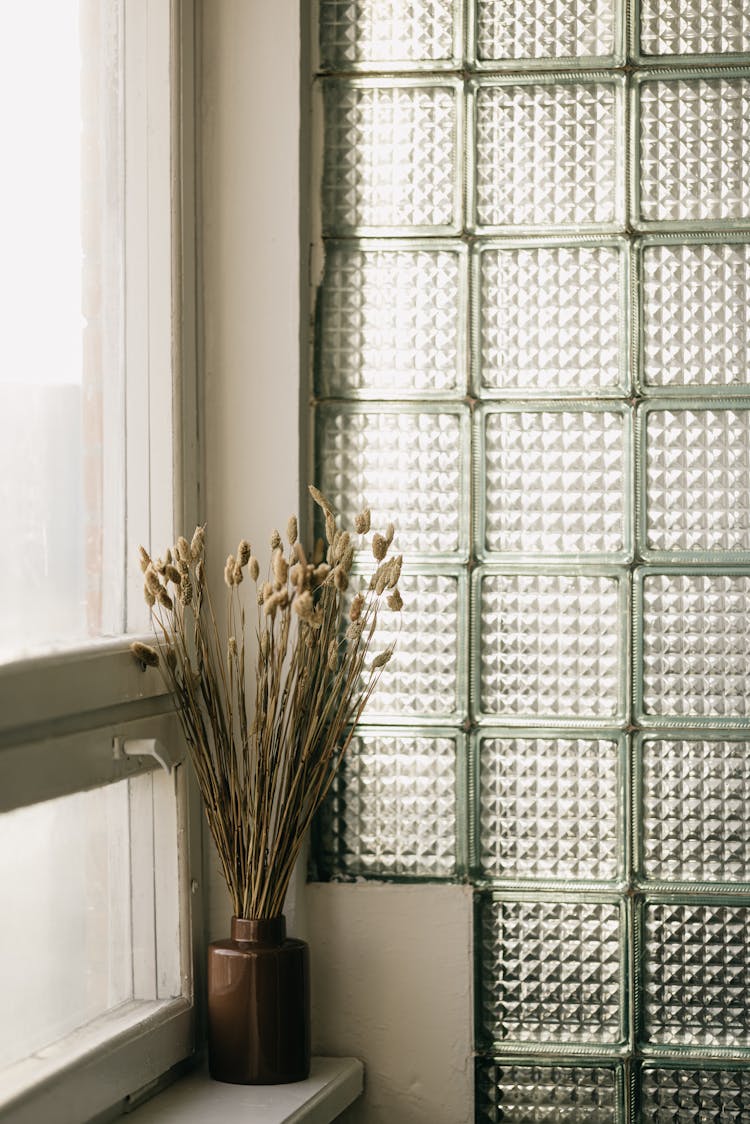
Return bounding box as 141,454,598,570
231,915,286,945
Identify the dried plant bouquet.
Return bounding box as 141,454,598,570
132,486,401,920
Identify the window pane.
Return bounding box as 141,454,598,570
0,781,133,1071
0,1,124,662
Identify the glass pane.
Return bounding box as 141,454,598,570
475,0,617,63
316,405,468,557
316,242,466,399
477,734,620,881
481,406,630,558
641,1067,750,1120
640,736,750,883
638,77,750,225
0,781,132,1071
477,571,625,721
321,79,460,233
641,241,750,392
473,80,622,229
476,1061,620,1122
642,405,750,556
642,902,750,1047
317,730,459,879
476,241,627,397
318,0,458,69
639,0,750,56
640,572,750,720
478,896,623,1046
0,2,124,662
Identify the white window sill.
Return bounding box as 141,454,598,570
126,1057,364,1123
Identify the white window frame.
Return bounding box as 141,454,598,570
0,2,203,1121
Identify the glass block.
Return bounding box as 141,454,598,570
316,406,468,557
641,241,750,392
640,736,750,884
638,77,750,225
473,79,622,229
475,0,617,64
477,734,620,881
639,0,750,57
318,0,458,69
322,79,460,233
477,570,624,722
641,1066,750,1121
316,242,465,399
478,896,623,1045
639,571,750,721
641,405,750,556
476,241,627,397
359,571,463,719
476,1061,620,1123
481,406,630,559
315,729,458,879
642,902,750,1048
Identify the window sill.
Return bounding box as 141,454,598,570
126,1057,364,1123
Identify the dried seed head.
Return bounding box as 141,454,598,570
340,544,355,573
371,649,393,671
286,516,298,545
308,484,331,513
249,556,260,582
270,529,281,550
294,541,307,566
190,526,205,559
273,549,288,586
325,511,336,545
312,563,331,584
349,592,365,622
372,533,387,562
233,561,244,585
154,556,168,575
312,537,325,565
346,620,363,643
387,587,403,612
145,566,162,595
354,509,371,535
238,539,252,567
224,554,236,587
165,646,177,671
333,530,350,565
294,590,314,620
166,564,182,585
180,575,193,605
333,567,349,592
260,632,270,659
138,546,151,573
196,560,205,586
387,554,403,589
131,641,159,668
262,581,274,601
176,536,191,563
144,586,156,608
227,636,238,660
157,587,173,611
385,523,395,548
327,638,338,671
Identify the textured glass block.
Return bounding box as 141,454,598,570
642,241,750,392
641,737,750,884
316,243,465,398
640,572,750,720
477,734,620,881
638,78,750,225
478,571,624,721
322,80,459,232
482,407,629,557
316,730,458,879
642,406,750,555
473,80,621,229
359,571,462,718
639,0,750,57
476,1061,619,1123
642,902,750,1047
478,897,622,1045
641,1067,750,1121
318,0,457,69
476,0,617,63
316,406,467,557
477,242,626,396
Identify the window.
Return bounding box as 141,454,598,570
0,2,201,1120
311,1,750,1119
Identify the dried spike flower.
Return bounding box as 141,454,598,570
138,546,151,573
224,554,236,587
233,562,244,585
312,563,331,584
238,540,252,567
145,566,162,595
249,557,260,582
349,592,365,622
165,548,173,565
387,588,403,612
372,533,387,561
273,549,288,586
270,529,281,550
327,639,338,671
260,631,270,659
325,512,336,546
190,526,205,559
165,646,177,671
312,538,325,565
286,516,298,546
131,641,159,668
157,588,173,611
308,484,331,513
144,586,156,608
294,591,314,620
333,567,348,592
340,545,355,573
387,555,403,589
166,564,182,585
370,649,393,671
262,581,274,601
196,560,205,585
180,576,193,606
333,531,350,565
176,536,192,563
384,523,395,548
154,557,168,575
294,541,307,566
228,637,238,661
354,509,371,535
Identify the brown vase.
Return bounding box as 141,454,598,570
207,915,310,1084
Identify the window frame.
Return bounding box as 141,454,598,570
0,1,203,1120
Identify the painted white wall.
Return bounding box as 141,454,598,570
200,4,474,1119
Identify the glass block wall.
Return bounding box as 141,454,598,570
310,2,750,1119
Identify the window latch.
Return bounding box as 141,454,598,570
113,736,180,774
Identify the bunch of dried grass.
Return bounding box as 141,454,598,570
131,487,401,919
